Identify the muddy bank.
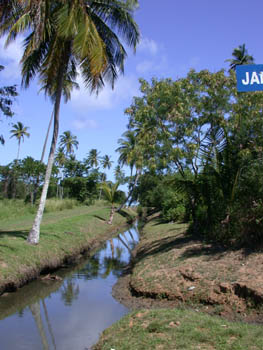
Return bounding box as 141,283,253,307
113,219,263,324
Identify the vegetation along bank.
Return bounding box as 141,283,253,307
94,215,263,350
0,199,136,296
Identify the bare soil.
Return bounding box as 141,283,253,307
113,219,263,324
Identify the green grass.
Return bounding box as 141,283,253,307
94,308,263,350
0,200,132,294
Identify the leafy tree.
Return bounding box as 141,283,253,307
0,164,12,198
63,174,99,202
124,69,263,245
21,156,46,204
0,64,18,144
10,121,30,159
0,0,140,244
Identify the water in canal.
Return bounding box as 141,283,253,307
0,225,139,350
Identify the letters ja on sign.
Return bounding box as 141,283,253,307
242,71,263,86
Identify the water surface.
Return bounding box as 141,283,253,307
0,225,139,350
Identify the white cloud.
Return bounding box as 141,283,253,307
136,60,155,74
72,118,98,130
70,74,139,111
136,54,168,75
137,37,158,56
0,35,24,81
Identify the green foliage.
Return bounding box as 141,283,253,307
62,176,98,203
135,173,187,222
0,65,18,144
124,69,263,247
100,182,120,205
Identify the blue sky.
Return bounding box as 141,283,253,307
1,0,262,181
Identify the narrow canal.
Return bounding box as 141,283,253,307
0,225,139,350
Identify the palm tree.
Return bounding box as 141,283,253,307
0,0,139,244
116,130,137,176
225,44,254,71
116,129,142,210
59,130,79,156
114,165,125,183
87,148,101,169
55,146,67,198
100,182,120,224
10,121,30,159
99,154,113,199
101,154,113,171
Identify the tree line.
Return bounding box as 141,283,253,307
120,47,263,247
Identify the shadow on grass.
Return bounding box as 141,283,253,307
133,229,233,265
0,244,16,251
117,209,136,223
0,230,28,240
93,215,107,222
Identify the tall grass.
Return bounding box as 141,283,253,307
44,198,79,212
0,199,36,220
0,198,80,220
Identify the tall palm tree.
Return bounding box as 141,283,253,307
0,0,139,244
10,121,30,159
225,44,254,71
116,129,142,209
116,130,137,176
98,154,113,199
59,130,79,155
55,146,67,198
87,148,101,169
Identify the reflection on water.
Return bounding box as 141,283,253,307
0,224,139,350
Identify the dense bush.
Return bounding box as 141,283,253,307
62,176,98,202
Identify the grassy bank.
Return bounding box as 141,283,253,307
0,200,136,295
94,216,263,349
94,308,263,350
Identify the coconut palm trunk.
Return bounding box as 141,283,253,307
108,204,115,225
27,61,66,244
33,110,54,203
41,110,54,163
17,139,21,160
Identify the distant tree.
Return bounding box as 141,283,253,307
0,0,140,244
87,149,101,169
0,65,18,144
114,165,126,184
101,155,113,172
21,157,46,204
225,44,254,71
98,154,113,199
10,121,30,159
59,131,79,156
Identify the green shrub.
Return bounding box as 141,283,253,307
44,199,79,212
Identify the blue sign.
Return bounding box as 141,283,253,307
236,64,263,92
